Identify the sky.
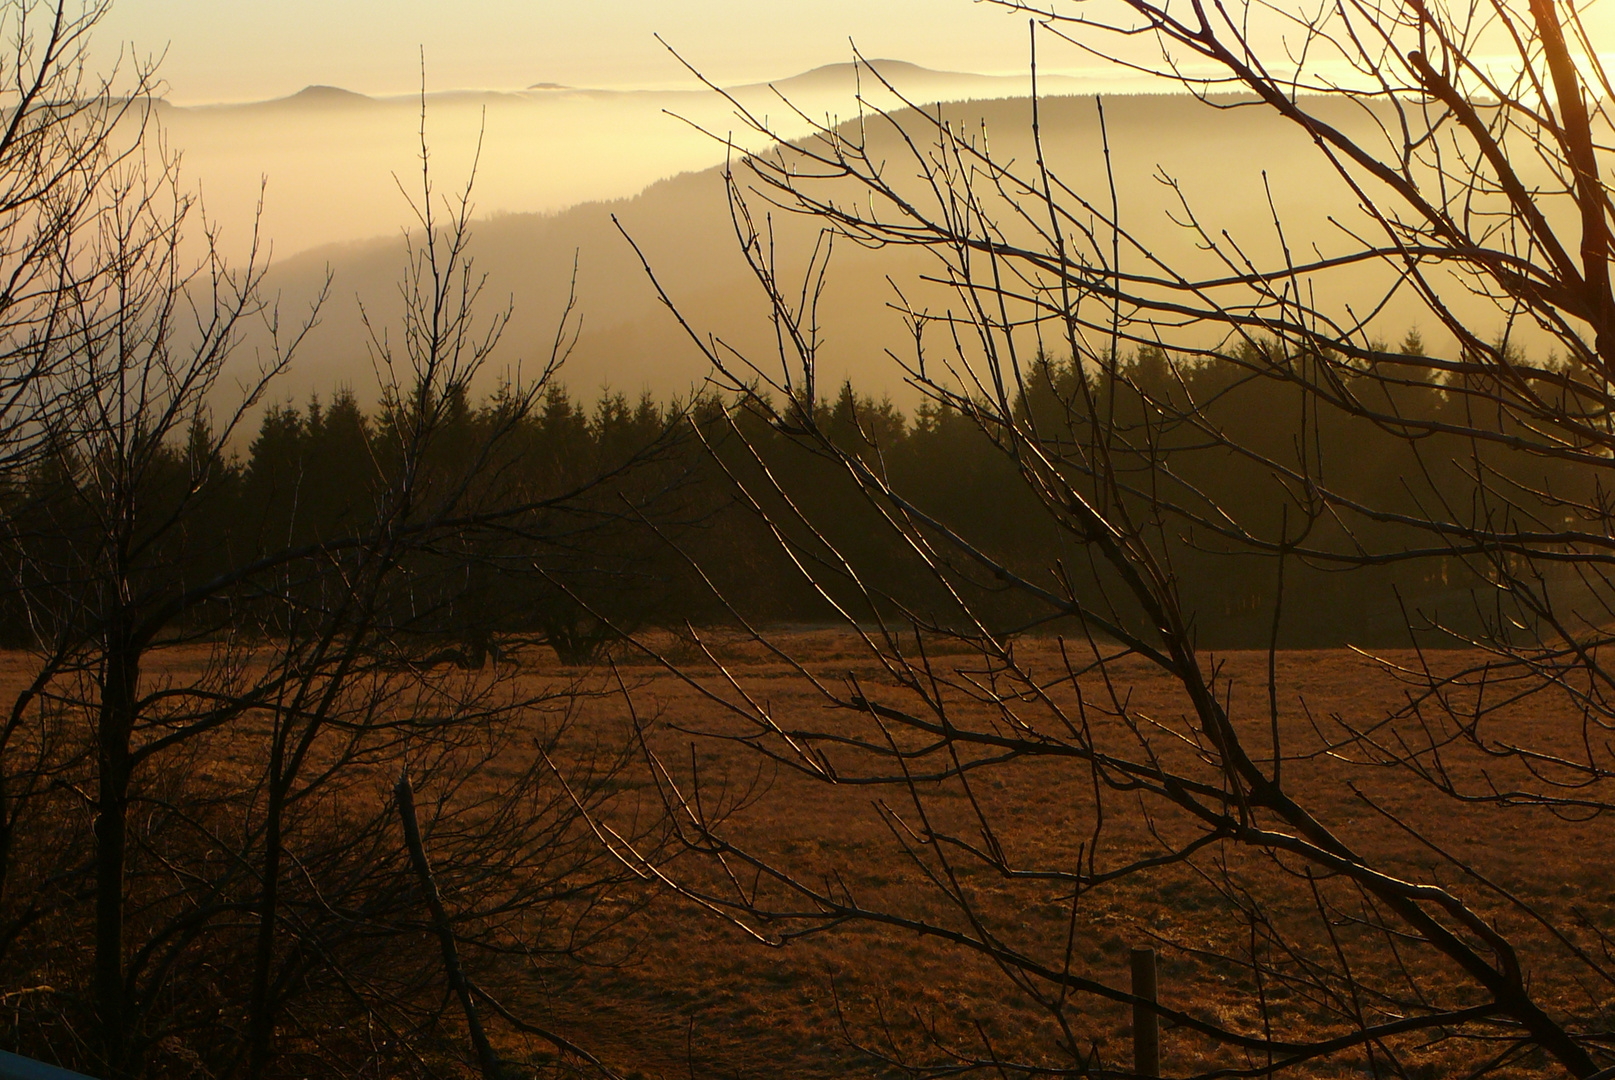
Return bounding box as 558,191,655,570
97,0,1045,103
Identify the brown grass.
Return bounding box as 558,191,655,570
461,632,1615,1080
16,634,1606,1078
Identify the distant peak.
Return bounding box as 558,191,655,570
802,59,929,75
287,84,373,104
755,59,987,90
527,82,570,91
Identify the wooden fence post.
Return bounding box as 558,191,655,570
1131,947,1160,1078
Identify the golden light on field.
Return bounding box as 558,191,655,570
8,1,1615,1077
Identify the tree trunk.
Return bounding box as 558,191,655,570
94,620,138,1080
246,728,288,1080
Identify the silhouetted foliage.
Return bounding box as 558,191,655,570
2,337,1515,663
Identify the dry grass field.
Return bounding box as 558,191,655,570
454,631,1615,1080
16,633,1604,1078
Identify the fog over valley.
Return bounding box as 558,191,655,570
200,79,1555,406
159,62,1133,257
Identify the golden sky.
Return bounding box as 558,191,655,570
98,0,1040,102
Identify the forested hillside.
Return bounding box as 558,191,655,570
249,92,1502,406
10,332,1545,657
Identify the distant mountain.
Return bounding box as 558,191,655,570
149,60,1118,258
177,83,379,114
243,92,1513,409
278,84,376,107
738,59,1040,101
177,60,1069,111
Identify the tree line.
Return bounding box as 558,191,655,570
33,326,1531,668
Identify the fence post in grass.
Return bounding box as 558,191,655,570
396,770,503,1080
1131,947,1160,1077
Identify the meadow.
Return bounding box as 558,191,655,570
448,631,1615,1079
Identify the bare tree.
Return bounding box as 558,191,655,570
0,43,667,1080
0,0,169,1030
588,2,1615,1077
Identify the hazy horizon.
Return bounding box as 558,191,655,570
97,0,1615,110
96,0,1045,105
151,58,1173,261
86,3,1595,407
